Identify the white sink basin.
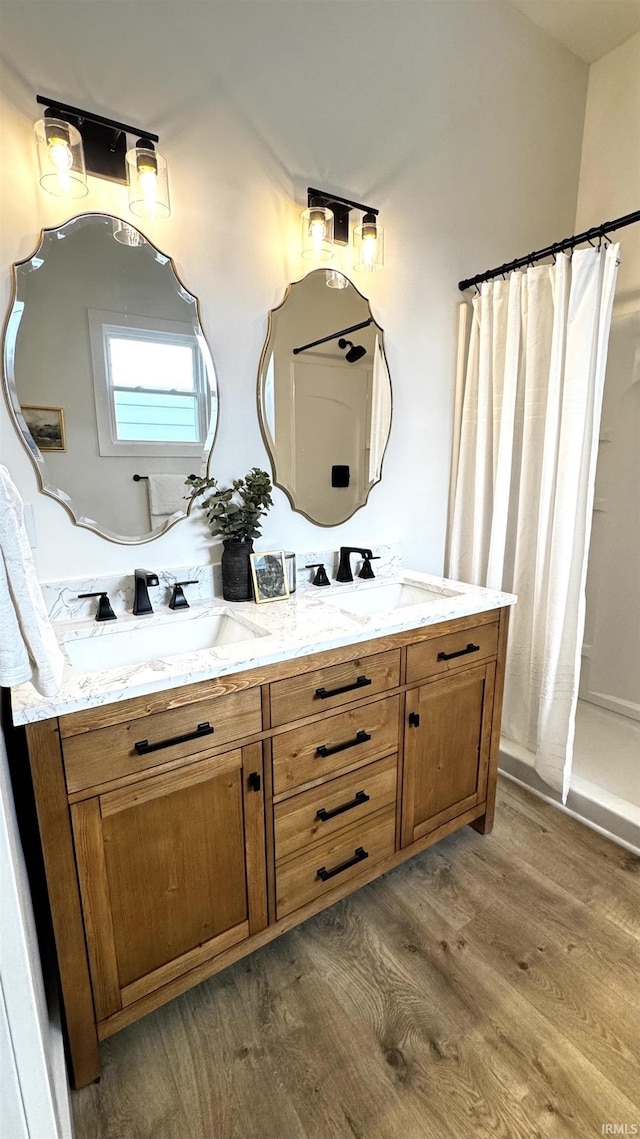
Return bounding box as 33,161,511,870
63,611,268,673
321,580,459,618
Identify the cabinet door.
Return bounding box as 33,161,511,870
71,743,267,1022
401,663,495,847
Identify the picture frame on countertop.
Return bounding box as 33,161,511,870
250,550,290,603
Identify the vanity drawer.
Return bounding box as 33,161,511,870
274,754,397,862
276,809,396,919
270,650,400,727
406,621,499,683
272,695,399,796
62,688,262,793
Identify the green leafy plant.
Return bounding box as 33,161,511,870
186,468,273,542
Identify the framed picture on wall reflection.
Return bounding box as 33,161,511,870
250,551,290,604
21,405,66,453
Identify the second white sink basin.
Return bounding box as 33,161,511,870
63,610,268,673
321,580,459,618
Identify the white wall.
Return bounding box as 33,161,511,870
576,33,640,315
576,33,640,724
0,0,587,581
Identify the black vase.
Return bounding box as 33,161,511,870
221,538,254,602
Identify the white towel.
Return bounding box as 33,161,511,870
147,474,189,528
0,467,65,696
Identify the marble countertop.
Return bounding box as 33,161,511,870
10,571,516,726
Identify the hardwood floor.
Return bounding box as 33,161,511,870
72,778,639,1139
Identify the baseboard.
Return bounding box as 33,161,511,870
499,751,640,855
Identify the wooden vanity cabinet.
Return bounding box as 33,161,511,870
70,742,267,1023
401,663,494,846
22,605,509,1088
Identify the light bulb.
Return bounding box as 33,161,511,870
127,140,171,219
309,217,326,256
139,165,158,216
362,233,377,266
48,135,73,194
48,136,72,171
354,213,384,273
301,204,333,260
35,116,88,199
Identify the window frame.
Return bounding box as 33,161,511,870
88,308,211,458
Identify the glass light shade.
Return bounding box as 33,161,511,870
112,219,147,247
34,117,88,199
353,216,384,273
301,205,334,261
126,143,171,220
325,270,349,289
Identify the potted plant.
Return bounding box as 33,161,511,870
187,468,273,601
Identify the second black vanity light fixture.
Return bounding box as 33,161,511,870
301,187,384,274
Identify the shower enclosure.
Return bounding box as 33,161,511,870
574,310,640,833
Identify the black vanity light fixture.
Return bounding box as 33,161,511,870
301,187,384,274
34,95,170,219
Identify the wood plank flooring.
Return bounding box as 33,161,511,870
72,778,640,1139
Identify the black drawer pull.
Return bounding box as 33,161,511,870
408,712,420,728
437,642,480,662
316,730,371,759
316,790,370,822
315,675,372,700
134,722,214,755
317,846,369,882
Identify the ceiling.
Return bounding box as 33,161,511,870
508,0,640,62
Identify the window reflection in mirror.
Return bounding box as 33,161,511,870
3,214,218,543
258,270,392,526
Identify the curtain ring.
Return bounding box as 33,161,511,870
474,282,481,296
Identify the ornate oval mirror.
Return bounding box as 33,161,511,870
258,269,392,526
2,213,218,543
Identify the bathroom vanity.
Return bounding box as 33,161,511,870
11,573,513,1088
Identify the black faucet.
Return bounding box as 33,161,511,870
133,569,159,615
78,591,117,622
336,547,374,583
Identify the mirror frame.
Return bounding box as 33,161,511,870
256,271,393,527
2,213,220,545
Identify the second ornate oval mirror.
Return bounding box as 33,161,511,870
258,270,392,526
3,213,218,543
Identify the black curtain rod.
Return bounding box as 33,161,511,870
458,209,640,292
293,318,373,355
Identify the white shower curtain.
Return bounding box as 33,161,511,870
448,246,619,800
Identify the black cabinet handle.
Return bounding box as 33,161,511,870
437,642,480,662
315,675,372,700
316,790,370,822
408,712,420,728
317,846,369,882
248,772,261,792
316,730,371,759
134,722,214,755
